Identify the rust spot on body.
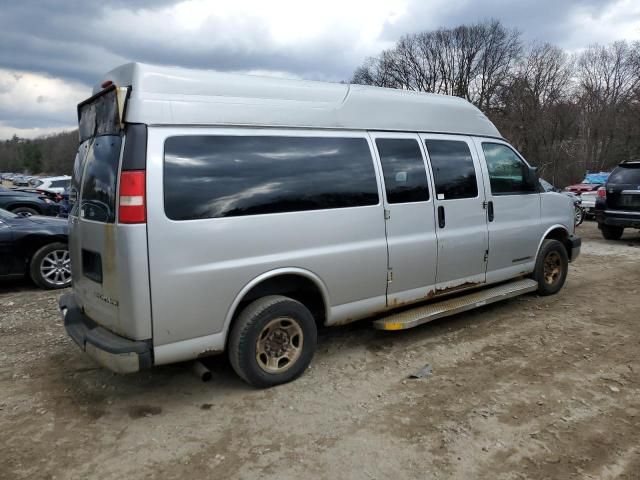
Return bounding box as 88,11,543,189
197,349,222,358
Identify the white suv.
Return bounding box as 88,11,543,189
32,176,71,194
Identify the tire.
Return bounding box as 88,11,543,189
600,224,624,240
11,206,38,216
574,206,585,226
533,239,568,296
228,295,317,388
29,242,72,290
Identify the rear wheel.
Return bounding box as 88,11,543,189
11,206,38,216
30,242,72,289
533,239,568,296
600,224,624,240
228,295,317,388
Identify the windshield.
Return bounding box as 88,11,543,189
0,208,18,220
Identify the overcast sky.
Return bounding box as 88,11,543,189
1,0,639,140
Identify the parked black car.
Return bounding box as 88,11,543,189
595,160,640,239
0,208,70,289
0,185,60,216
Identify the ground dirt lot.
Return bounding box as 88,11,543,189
1,221,639,480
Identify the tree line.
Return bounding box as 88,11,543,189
0,130,77,176
2,19,639,186
352,19,640,186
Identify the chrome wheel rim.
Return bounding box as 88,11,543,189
256,317,303,374
575,207,583,224
40,249,71,286
543,251,562,285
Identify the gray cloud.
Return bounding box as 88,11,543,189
0,0,638,139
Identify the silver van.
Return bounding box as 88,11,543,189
60,63,580,387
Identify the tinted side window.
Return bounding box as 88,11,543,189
424,140,478,200
164,135,379,220
609,166,640,184
482,143,532,195
375,138,429,204
80,135,122,223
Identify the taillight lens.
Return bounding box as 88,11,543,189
597,187,606,198
119,170,146,223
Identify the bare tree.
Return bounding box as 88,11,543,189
576,41,640,171
351,19,522,109
351,22,640,186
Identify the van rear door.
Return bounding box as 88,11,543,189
69,87,152,341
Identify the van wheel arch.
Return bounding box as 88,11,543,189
538,226,572,262
226,272,328,347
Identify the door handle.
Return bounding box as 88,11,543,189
438,205,445,228
488,201,494,222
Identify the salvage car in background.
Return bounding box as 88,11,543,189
0,185,60,216
565,172,609,194
0,208,70,289
30,176,72,194
595,160,640,239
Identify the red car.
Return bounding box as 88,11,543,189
565,172,610,193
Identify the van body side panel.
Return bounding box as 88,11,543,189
145,127,388,347
539,193,574,237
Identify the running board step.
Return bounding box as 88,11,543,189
374,278,539,331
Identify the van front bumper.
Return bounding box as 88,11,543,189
59,293,152,373
568,234,581,262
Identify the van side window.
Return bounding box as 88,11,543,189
375,139,430,204
164,135,379,220
482,143,533,195
424,140,478,200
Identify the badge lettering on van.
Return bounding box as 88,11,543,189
95,292,119,307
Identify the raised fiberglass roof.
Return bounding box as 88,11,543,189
94,62,502,138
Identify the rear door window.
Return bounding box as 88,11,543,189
164,135,379,220
424,140,478,200
375,138,430,203
80,135,122,223
609,165,640,184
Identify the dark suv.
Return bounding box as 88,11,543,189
595,160,640,240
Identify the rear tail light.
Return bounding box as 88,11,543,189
119,170,146,223
597,187,606,199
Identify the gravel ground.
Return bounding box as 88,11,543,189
1,221,639,480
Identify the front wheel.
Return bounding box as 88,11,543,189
228,295,317,388
574,205,585,226
12,206,38,216
30,242,72,289
533,239,568,296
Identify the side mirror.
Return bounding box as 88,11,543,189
525,166,539,190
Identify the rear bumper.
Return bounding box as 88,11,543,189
596,209,640,229
59,293,152,373
568,234,581,262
